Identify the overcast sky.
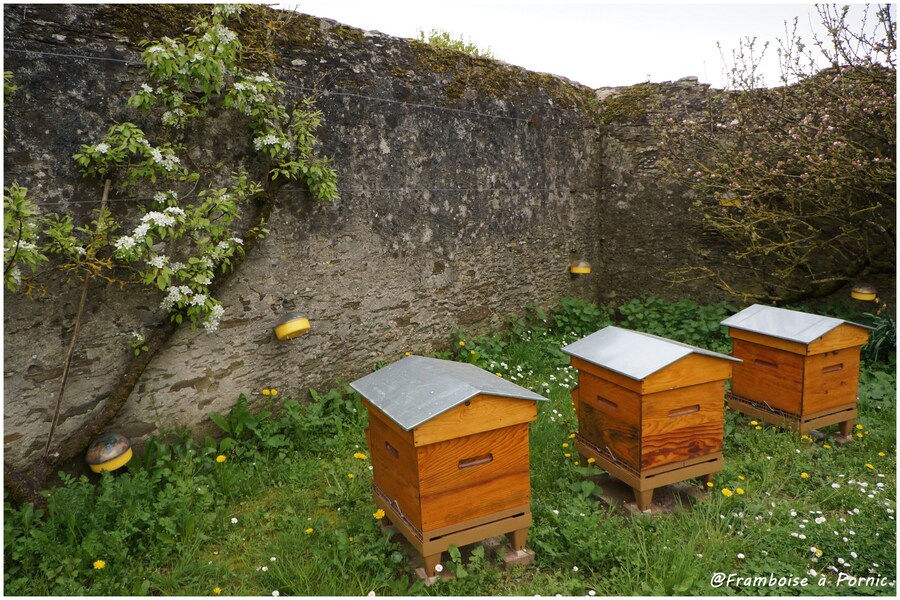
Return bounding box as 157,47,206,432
281,1,888,89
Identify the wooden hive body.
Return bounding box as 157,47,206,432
571,353,731,471
728,325,869,417
351,355,546,577
723,305,870,434
563,326,738,510
363,393,535,531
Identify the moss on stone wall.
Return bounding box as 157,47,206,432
595,83,664,125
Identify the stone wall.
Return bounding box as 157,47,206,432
3,4,611,468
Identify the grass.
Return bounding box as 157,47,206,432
4,296,896,596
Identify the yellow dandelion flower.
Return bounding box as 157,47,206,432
214,587,222,595
262,388,271,396
706,481,715,488
349,536,354,542
93,560,106,570
562,443,569,448
878,452,886,457
738,475,745,481
815,548,823,557
469,350,475,355
736,488,745,495
347,473,355,479
373,509,385,520
568,433,576,439
216,454,227,463
755,425,762,430
587,457,596,464
564,453,571,458
857,433,864,439
459,340,466,346
305,527,314,534
865,463,874,469
405,351,411,356
823,444,832,449
495,373,503,377
271,389,278,396
856,424,864,430
574,461,580,466
800,472,809,479
353,452,368,460
722,488,733,497
749,420,758,426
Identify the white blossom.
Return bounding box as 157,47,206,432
94,143,110,154
114,236,137,252
148,255,168,269
141,83,154,93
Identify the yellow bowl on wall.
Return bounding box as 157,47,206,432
851,284,877,301
85,433,133,473
275,312,311,340
569,259,592,275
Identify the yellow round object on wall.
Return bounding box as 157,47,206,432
569,259,591,275
851,284,877,301
85,433,133,473
275,313,310,340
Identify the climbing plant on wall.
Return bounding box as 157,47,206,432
656,4,895,303
3,4,338,505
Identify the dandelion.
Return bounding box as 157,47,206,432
824,444,832,449
368,592,376,597
588,591,596,596
857,433,864,439
231,517,238,524
272,591,280,597
750,420,758,426
878,452,886,457
216,455,227,463
354,452,368,460
495,373,503,377
434,563,444,573
262,389,272,396
404,351,411,356
801,472,810,479
865,463,874,469
562,443,569,448
738,475,745,481
458,340,466,346
706,481,715,488
270,557,277,562
587,457,596,465
572,565,579,572
305,527,314,534
93,559,106,570
755,425,762,430
856,424,864,430
831,483,840,489
722,488,733,497
373,509,385,519
737,553,745,559
214,587,222,595
564,453,571,458
271,389,278,396
736,488,745,495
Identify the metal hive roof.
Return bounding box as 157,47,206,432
561,325,739,381
349,355,547,431
721,304,871,345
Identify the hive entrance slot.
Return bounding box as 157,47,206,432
822,363,843,374
595,396,618,411
458,453,493,469
754,358,778,370
668,404,700,418
385,441,399,459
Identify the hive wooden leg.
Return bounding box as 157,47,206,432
634,488,653,511
423,553,442,577
509,526,529,551
838,419,853,438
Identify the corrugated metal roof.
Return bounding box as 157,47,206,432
350,355,547,431
561,325,739,381
721,304,871,344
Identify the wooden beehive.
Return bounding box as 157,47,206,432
721,304,871,435
562,326,739,510
350,355,547,577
